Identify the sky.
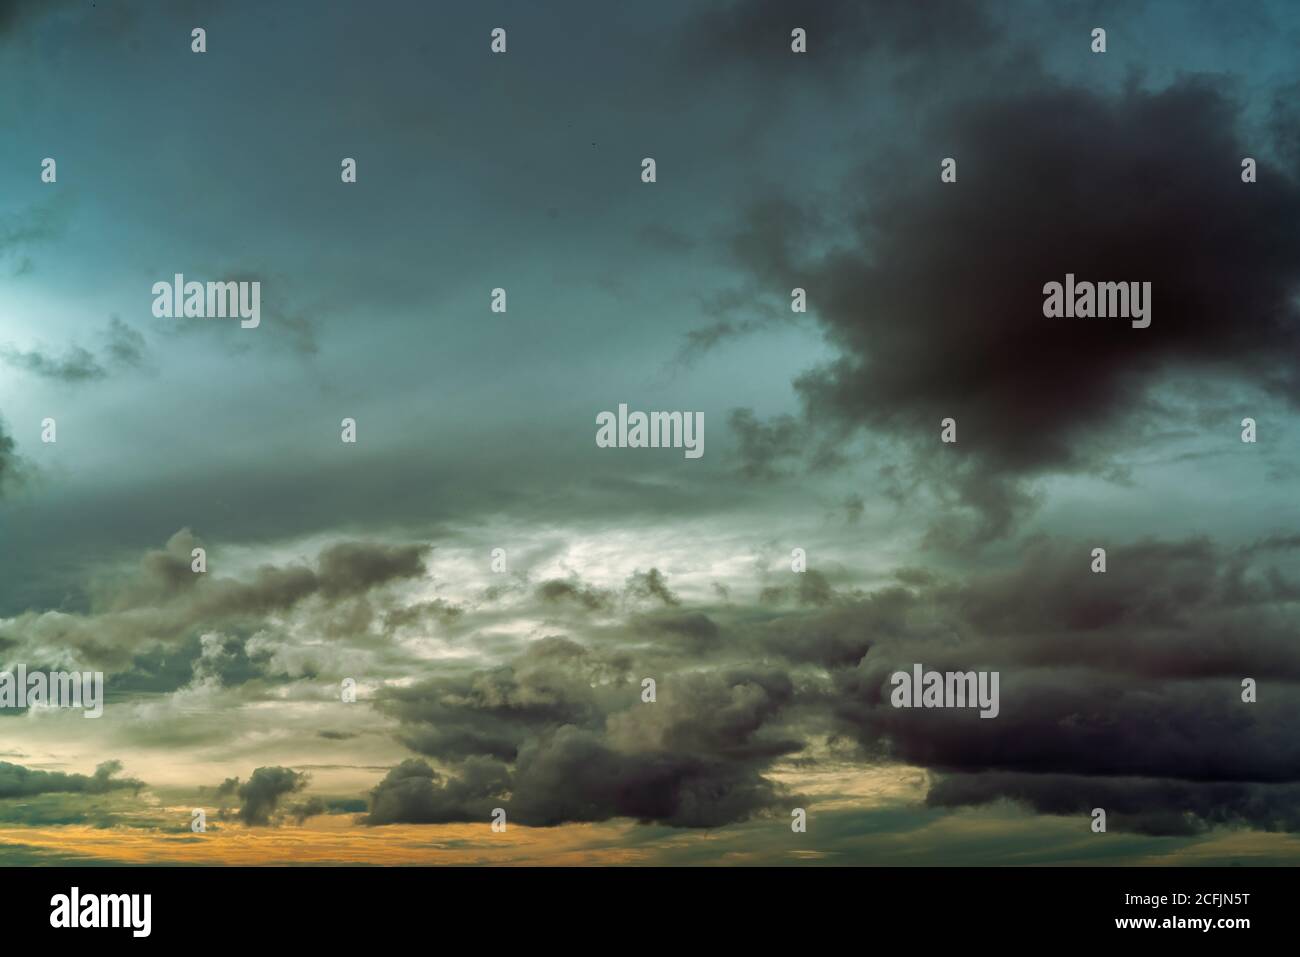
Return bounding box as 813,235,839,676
1,0,1299,865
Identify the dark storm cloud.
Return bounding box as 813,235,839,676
371,640,800,828
0,760,142,798
814,536,1300,831
219,766,308,827
364,757,511,825
927,773,1300,837
366,730,786,830
725,78,1300,539
788,536,1300,679
376,637,607,762
507,726,783,828
606,666,799,760
843,672,1300,784
1267,78,1300,170
923,536,1300,678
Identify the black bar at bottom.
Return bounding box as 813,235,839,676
4,865,1285,944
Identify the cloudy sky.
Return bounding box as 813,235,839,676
1,0,1299,865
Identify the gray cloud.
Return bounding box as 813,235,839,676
537,578,615,612
927,773,1300,837
0,532,432,670
219,766,308,827
0,418,15,498
624,568,681,608
365,757,511,825
0,343,104,382
103,316,147,368
0,317,149,383
371,638,799,828
0,759,143,798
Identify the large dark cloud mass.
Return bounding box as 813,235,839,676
822,536,1300,833
927,773,1300,837
725,77,1300,540
371,637,798,828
